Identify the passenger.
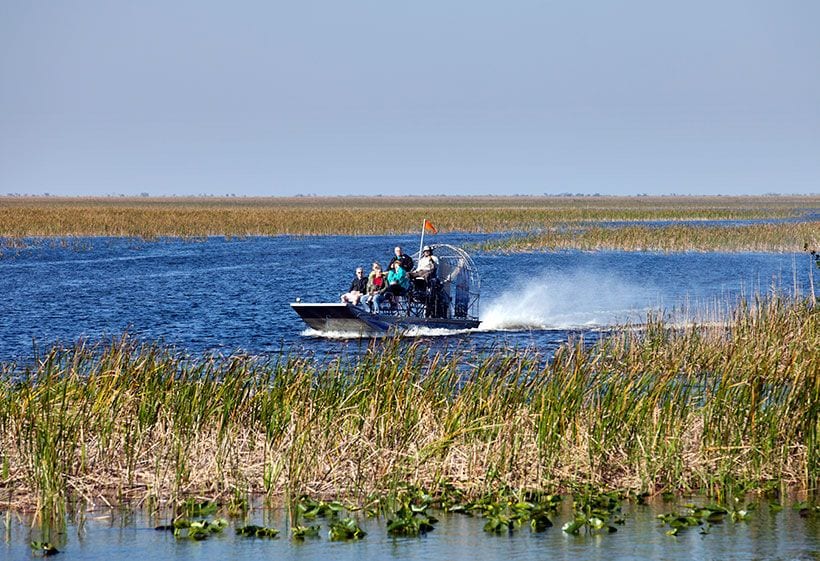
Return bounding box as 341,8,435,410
365,262,386,312
340,267,367,305
410,245,439,282
385,260,410,308
388,246,414,272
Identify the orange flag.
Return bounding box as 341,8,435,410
423,219,438,234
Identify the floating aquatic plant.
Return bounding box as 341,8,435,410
793,501,820,518
30,541,59,556
236,525,280,538
328,518,367,541
296,496,347,520
562,489,625,536
291,525,321,541
727,498,754,522
461,490,560,534
386,503,438,537
172,518,228,540
658,501,754,537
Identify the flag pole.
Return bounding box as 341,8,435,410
418,219,426,257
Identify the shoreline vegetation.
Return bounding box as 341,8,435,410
0,195,817,254
1,295,816,518
478,222,819,253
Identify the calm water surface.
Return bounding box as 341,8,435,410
4,499,818,561
0,234,815,361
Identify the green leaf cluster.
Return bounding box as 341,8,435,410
235,525,280,538
328,518,367,541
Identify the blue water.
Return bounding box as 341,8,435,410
4,499,818,561
1,236,818,560
0,234,815,362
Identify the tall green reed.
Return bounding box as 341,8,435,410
0,295,815,523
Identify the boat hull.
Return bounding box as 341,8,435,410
291,303,480,336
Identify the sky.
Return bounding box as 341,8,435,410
1,1,819,197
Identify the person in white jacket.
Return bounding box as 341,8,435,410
411,246,439,282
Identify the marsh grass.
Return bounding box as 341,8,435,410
478,222,819,253
0,195,815,238
0,296,816,520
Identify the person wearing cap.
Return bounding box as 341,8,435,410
388,246,414,272
410,245,439,281
341,266,368,305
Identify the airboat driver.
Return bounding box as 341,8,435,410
388,246,414,272
410,245,439,282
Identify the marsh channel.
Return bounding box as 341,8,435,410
1,232,818,559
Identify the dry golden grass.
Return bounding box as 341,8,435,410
1,195,816,238
1,296,816,514
481,222,820,253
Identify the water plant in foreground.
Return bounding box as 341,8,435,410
291,524,321,540
169,518,228,540
236,524,280,538
657,499,754,536
794,501,820,518
295,496,348,520
561,489,625,536
328,517,367,541
455,490,561,534
386,500,438,536
30,541,59,556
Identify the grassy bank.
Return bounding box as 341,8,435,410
479,222,820,253
1,296,816,518
1,195,816,238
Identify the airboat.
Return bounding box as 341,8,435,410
291,243,481,336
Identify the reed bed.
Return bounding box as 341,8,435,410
0,296,816,518
1,195,815,238
480,222,820,253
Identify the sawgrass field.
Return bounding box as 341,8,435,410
1,195,817,253
0,295,817,517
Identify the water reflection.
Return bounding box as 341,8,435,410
3,498,818,561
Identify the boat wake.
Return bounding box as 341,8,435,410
478,270,657,332
301,328,386,340
402,326,473,337
302,326,474,339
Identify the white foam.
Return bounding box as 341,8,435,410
479,268,658,331
301,328,386,340
302,326,472,339
402,326,473,337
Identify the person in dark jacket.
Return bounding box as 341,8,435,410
388,246,414,272
341,267,367,304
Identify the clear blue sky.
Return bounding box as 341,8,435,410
1,1,818,196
